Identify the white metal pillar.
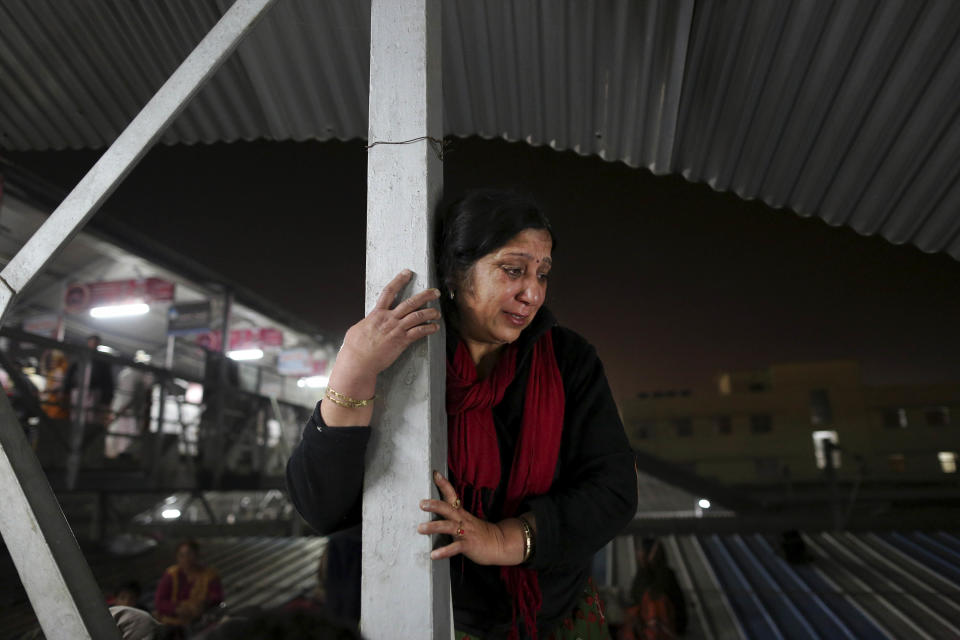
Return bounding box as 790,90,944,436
0,1,276,637
362,0,449,638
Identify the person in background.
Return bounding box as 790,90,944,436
154,539,223,629
110,605,162,640
282,525,361,626
111,580,144,609
65,334,115,425
621,538,687,639
781,529,810,564
40,349,70,420
282,549,327,614
107,366,152,458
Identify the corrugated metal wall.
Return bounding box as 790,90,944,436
2,0,959,258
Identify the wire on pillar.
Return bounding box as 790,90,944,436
365,136,450,161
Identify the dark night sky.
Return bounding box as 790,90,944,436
6,137,960,400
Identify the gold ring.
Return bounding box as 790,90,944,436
451,497,461,510
456,522,464,537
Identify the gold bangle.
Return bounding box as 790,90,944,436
325,387,376,409
518,515,534,564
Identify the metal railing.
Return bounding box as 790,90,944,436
0,327,310,493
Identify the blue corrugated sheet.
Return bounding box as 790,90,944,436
639,531,960,639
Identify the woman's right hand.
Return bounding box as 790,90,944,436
321,270,441,427
340,269,441,376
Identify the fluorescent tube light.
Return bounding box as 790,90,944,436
227,348,263,361
90,303,149,318
297,375,330,389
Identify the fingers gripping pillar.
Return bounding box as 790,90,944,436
363,0,450,638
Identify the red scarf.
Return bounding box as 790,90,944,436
446,330,565,639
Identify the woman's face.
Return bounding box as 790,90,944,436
455,228,553,358
176,545,198,571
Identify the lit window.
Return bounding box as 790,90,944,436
939,452,957,473
882,408,908,429
811,431,840,469
888,454,906,473
750,414,772,434
674,418,693,438
926,407,951,426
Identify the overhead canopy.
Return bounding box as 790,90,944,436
0,191,333,408
2,0,959,258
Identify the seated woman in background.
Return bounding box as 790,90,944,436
287,189,638,639
154,539,223,629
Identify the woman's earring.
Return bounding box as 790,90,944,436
449,290,455,300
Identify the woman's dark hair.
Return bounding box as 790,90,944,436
115,580,142,598
632,537,670,599
436,189,555,320
640,537,666,569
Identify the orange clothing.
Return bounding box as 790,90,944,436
154,565,222,625
42,356,70,420
620,593,677,640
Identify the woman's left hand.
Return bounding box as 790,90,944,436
418,471,524,566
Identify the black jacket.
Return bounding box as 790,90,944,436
65,356,114,406
286,309,637,638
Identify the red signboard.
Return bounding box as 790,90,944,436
64,277,175,313
193,327,284,352
259,328,283,348
227,328,258,351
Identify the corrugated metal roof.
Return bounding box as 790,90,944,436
612,530,960,639
1,0,959,258
1,536,329,638
4,532,960,637
673,0,960,259
636,468,735,519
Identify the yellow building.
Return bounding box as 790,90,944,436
621,361,960,486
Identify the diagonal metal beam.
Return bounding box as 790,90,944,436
0,1,277,637
0,0,277,317
0,393,122,639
